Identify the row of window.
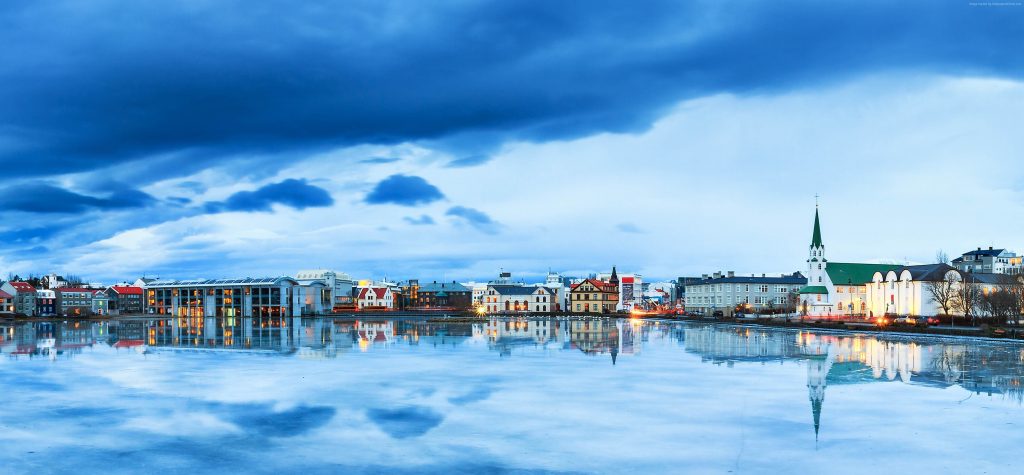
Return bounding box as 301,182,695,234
691,285,798,294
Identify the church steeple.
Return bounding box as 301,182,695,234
811,207,823,248
609,266,618,284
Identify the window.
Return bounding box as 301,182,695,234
818,277,822,283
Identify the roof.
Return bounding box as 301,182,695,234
146,277,299,288
417,281,470,293
899,264,957,282
358,287,389,299
570,279,617,292
691,273,806,285
798,286,828,294
109,285,143,295
826,263,902,285
8,281,36,293
961,248,1008,257
811,208,823,248
965,273,1019,285
0,290,12,299
488,284,548,296
56,287,97,293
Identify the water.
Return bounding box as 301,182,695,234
1,316,1022,474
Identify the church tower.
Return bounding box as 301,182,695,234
807,206,827,286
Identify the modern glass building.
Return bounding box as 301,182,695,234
143,277,328,317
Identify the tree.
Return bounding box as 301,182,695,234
935,249,949,265
952,275,982,326
979,289,1019,325
926,273,957,317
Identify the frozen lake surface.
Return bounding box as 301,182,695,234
1,316,1022,474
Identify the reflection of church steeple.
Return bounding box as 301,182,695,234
611,346,618,365
806,354,831,444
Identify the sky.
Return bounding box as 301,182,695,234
1,0,1023,283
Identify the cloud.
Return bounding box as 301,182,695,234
446,206,500,234
403,215,436,226
1,1,1021,183
365,174,445,206
616,223,644,234
204,178,333,213
445,155,492,168
0,183,154,214
360,157,401,164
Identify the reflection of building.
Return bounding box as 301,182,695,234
474,317,561,356
566,319,620,363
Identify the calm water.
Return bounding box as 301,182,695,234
1,316,1022,474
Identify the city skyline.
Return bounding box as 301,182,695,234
2,2,1023,282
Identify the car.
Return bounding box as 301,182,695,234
894,315,918,325
712,310,724,318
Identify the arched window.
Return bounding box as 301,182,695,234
818,277,822,283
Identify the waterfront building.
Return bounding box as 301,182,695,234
797,207,903,318
91,291,110,316
133,277,158,289
357,286,394,310
105,285,144,315
295,269,356,309
951,247,1022,275
569,269,620,313
597,269,642,311
415,281,472,310
55,287,97,316
1,281,37,316
865,264,962,317
144,277,329,317
686,271,805,316
36,289,56,316
0,289,13,314
483,285,558,313
676,276,702,310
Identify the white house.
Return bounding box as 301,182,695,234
357,286,394,310
482,285,557,313
866,264,959,317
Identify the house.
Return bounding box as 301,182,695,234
482,285,558,313
55,287,96,316
952,247,1022,275
357,287,394,310
106,285,144,315
866,264,961,317
36,289,56,316
569,269,620,313
797,207,903,318
1,281,37,316
0,289,14,314
92,291,111,316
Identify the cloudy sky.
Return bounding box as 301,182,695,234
1,1,1023,283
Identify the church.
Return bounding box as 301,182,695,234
798,207,902,318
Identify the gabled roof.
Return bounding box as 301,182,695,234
899,264,957,282
0,289,12,299
826,263,902,285
358,287,389,299
961,248,1008,257
488,284,543,296
8,281,36,293
966,273,1019,285
570,279,616,292
109,285,143,295
798,286,828,294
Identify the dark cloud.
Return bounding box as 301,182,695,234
228,404,336,438
403,215,436,226
366,406,444,439
0,183,154,214
365,175,445,206
445,155,492,168
204,178,333,213
446,206,500,234
0,1,1020,182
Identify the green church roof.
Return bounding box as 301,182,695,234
811,208,823,248
825,262,903,285
799,285,828,294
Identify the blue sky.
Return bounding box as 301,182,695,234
1,1,1023,282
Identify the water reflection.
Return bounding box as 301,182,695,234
2,316,1024,465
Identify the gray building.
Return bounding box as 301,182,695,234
686,271,805,316
951,247,1021,275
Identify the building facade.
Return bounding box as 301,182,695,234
952,248,1022,275
36,289,56,316
56,287,97,316
482,285,558,313
295,269,356,310
357,287,394,310
686,272,805,316
106,285,144,315
1,281,37,316
144,277,328,317
569,270,620,313
414,281,472,310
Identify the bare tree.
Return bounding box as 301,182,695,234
926,273,957,317
935,249,949,265
979,289,1019,325
952,275,982,326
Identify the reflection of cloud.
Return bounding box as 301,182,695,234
366,406,444,439
221,403,336,438
448,386,494,405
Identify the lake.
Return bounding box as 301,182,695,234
1,316,1022,474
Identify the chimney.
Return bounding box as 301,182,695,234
713,272,722,279
702,274,708,279
989,246,994,250
727,271,735,278
762,274,766,278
